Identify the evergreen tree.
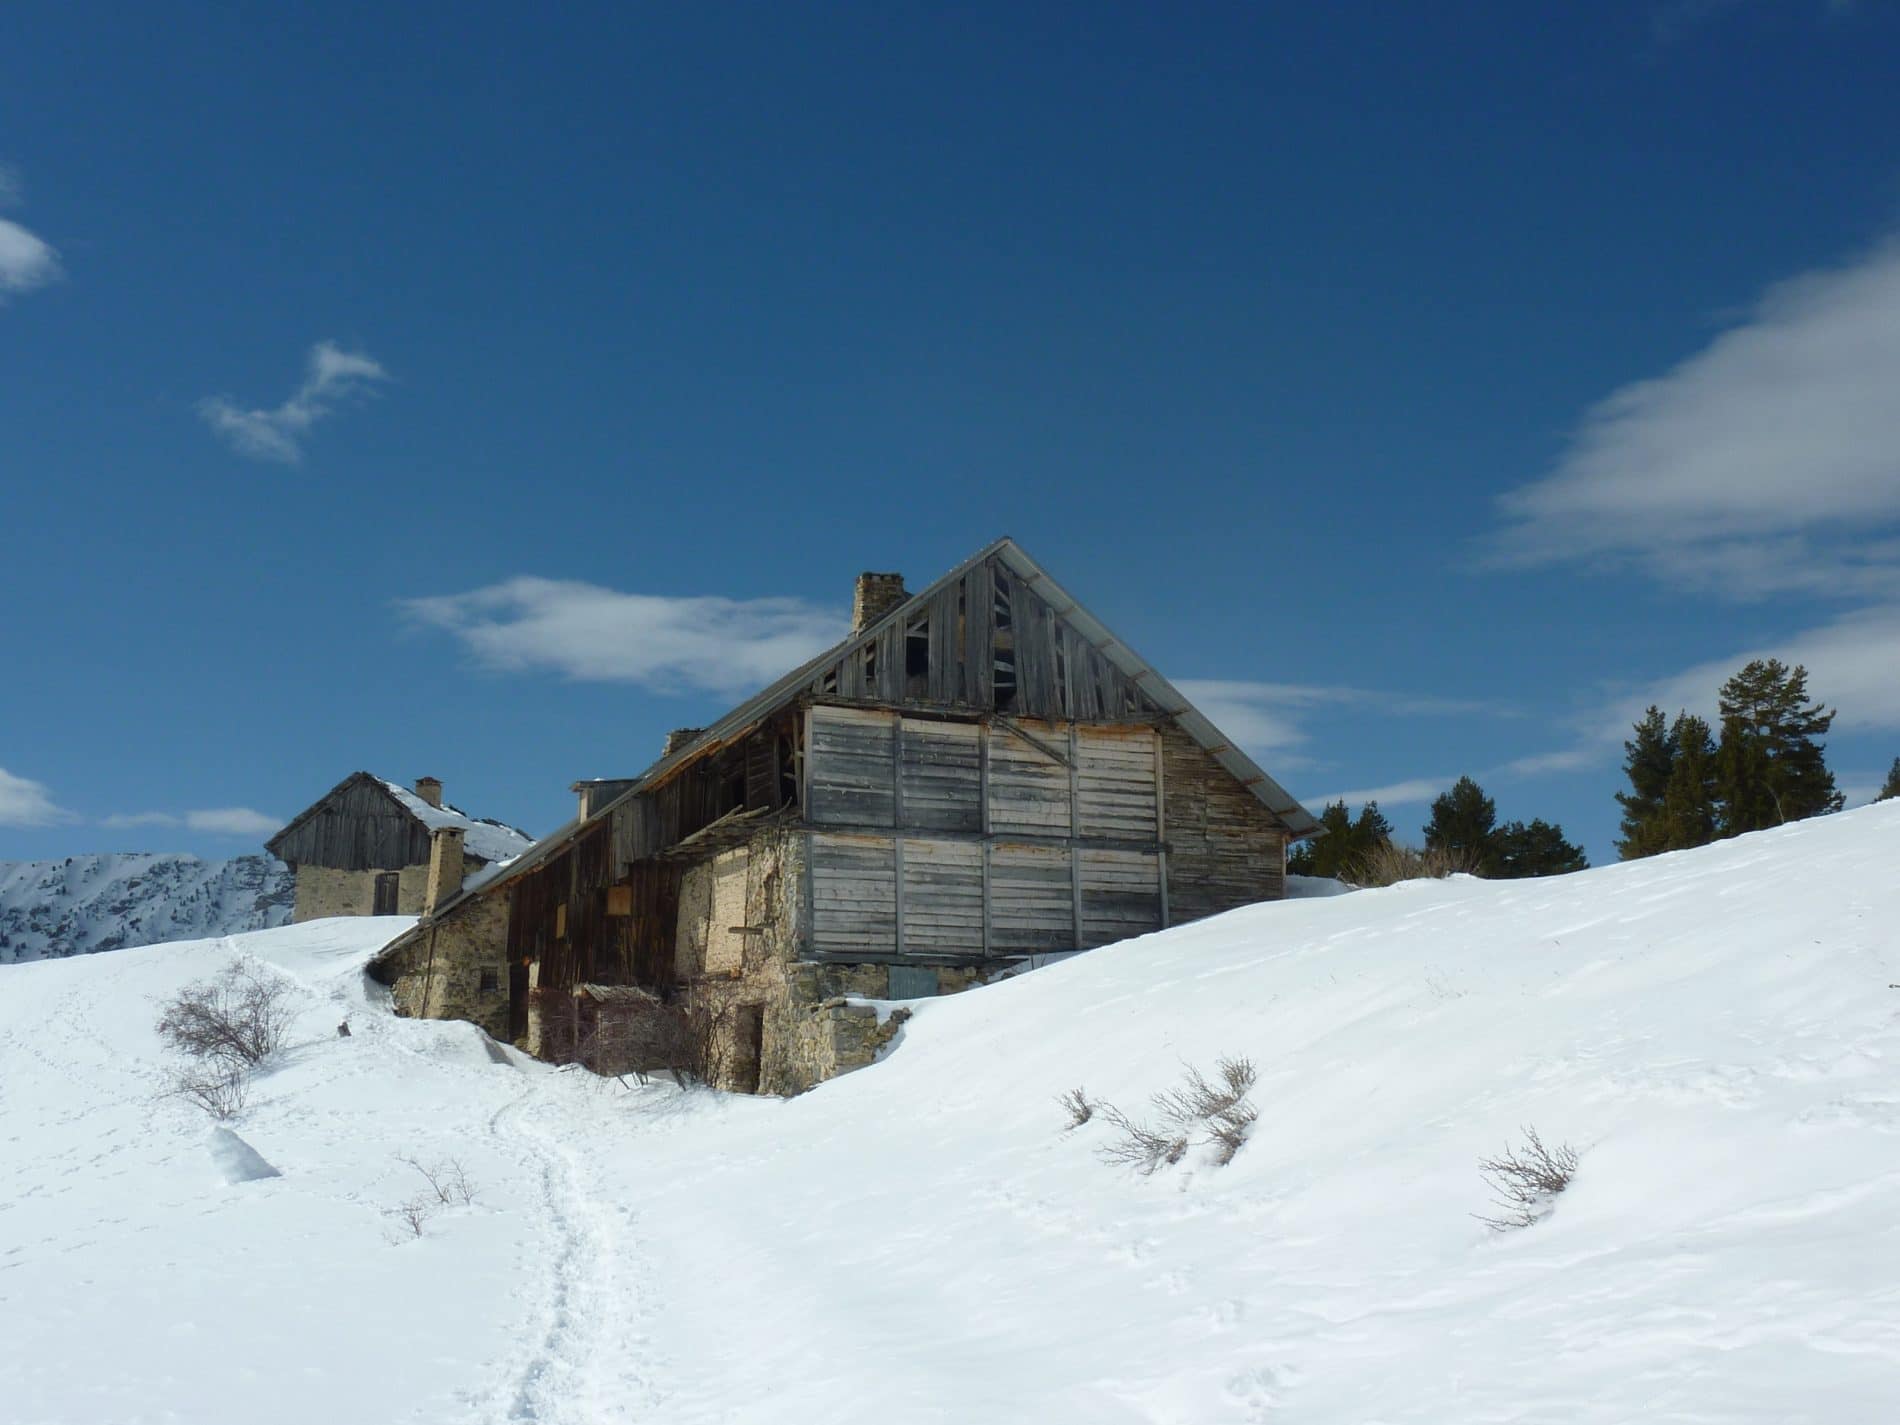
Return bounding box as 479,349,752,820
1714,659,1843,835
1423,776,1498,873
1492,819,1589,878
1658,713,1718,850
1287,800,1393,878
1614,706,1675,860
1878,758,1900,803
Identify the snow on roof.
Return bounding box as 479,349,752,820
379,780,534,864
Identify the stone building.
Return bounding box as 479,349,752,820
370,538,1317,1093
265,774,533,922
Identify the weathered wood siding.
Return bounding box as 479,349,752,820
804,553,1159,722
1160,723,1287,922
809,832,897,956
268,776,431,871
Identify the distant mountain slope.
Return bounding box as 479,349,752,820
0,853,294,963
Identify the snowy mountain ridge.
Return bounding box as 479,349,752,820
2,804,1898,1422
0,852,294,964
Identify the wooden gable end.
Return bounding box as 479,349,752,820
265,774,431,872
803,552,1160,722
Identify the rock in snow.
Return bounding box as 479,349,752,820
1,803,1897,1423
0,852,293,963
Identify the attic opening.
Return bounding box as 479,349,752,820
993,570,1018,712
905,614,930,696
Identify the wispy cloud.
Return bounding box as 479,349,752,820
1492,236,1900,602
405,577,849,697
1503,603,1900,779
199,341,389,463
101,807,281,837
1176,679,1516,771
0,164,61,301
0,767,72,827
1303,777,1452,810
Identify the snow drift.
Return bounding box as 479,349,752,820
1,804,1897,1423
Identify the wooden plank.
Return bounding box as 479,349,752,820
1069,721,1083,946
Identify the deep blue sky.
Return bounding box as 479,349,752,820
5,2,1899,865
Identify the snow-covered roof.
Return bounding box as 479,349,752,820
378,780,534,864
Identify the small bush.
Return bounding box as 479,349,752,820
1057,1087,1093,1130
1094,1055,1260,1172
166,1060,250,1121
400,1155,477,1207
384,1198,433,1240
156,961,295,1068
1347,841,1482,888
1476,1126,1579,1231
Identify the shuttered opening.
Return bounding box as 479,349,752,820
806,706,1166,961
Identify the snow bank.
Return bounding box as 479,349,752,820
2,805,1898,1423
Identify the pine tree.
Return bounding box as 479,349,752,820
1658,713,1718,850
1492,819,1589,878
1423,776,1498,873
1287,800,1393,878
1714,659,1843,835
1614,706,1675,860
1287,801,1350,876
1878,758,1900,803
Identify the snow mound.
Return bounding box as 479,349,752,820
208,1127,281,1184
2,805,1898,1424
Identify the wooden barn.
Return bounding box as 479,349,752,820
371,538,1316,1092
266,774,533,922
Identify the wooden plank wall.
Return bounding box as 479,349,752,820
805,553,1156,722
805,706,1171,962
269,776,434,871
1160,723,1287,923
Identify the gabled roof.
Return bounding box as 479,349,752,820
265,771,534,866
400,537,1316,931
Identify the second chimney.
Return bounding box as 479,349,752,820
663,727,703,758
414,776,443,809
852,572,908,633
424,826,464,914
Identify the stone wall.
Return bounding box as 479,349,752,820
377,890,512,1040
668,831,993,1095
291,857,485,922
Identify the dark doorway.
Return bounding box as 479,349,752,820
372,872,400,915
731,1004,765,1093
509,961,530,1043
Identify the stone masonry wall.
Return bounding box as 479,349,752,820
381,890,512,1041
291,858,483,922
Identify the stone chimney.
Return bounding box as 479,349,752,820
414,776,443,809
663,727,703,758
424,826,464,914
852,572,908,633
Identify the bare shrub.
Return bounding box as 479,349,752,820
166,1060,250,1121
1476,1125,1579,1231
401,1155,477,1207
1348,841,1482,888
1095,1055,1260,1171
1096,1102,1191,1174
1058,1087,1094,1130
384,1198,433,1240
156,961,295,1068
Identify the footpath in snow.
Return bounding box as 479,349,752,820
2,804,1897,1423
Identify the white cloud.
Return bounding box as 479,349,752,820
405,577,850,697
102,807,281,836
0,166,60,300
199,341,389,463
1494,237,1900,600
0,767,71,827
1304,777,1452,810
1505,603,1900,778
1176,679,1515,771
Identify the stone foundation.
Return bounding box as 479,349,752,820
291,858,483,922
374,891,512,1040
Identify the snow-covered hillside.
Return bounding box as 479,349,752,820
3,805,1897,1424
0,852,293,963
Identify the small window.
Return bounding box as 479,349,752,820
479,967,500,994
